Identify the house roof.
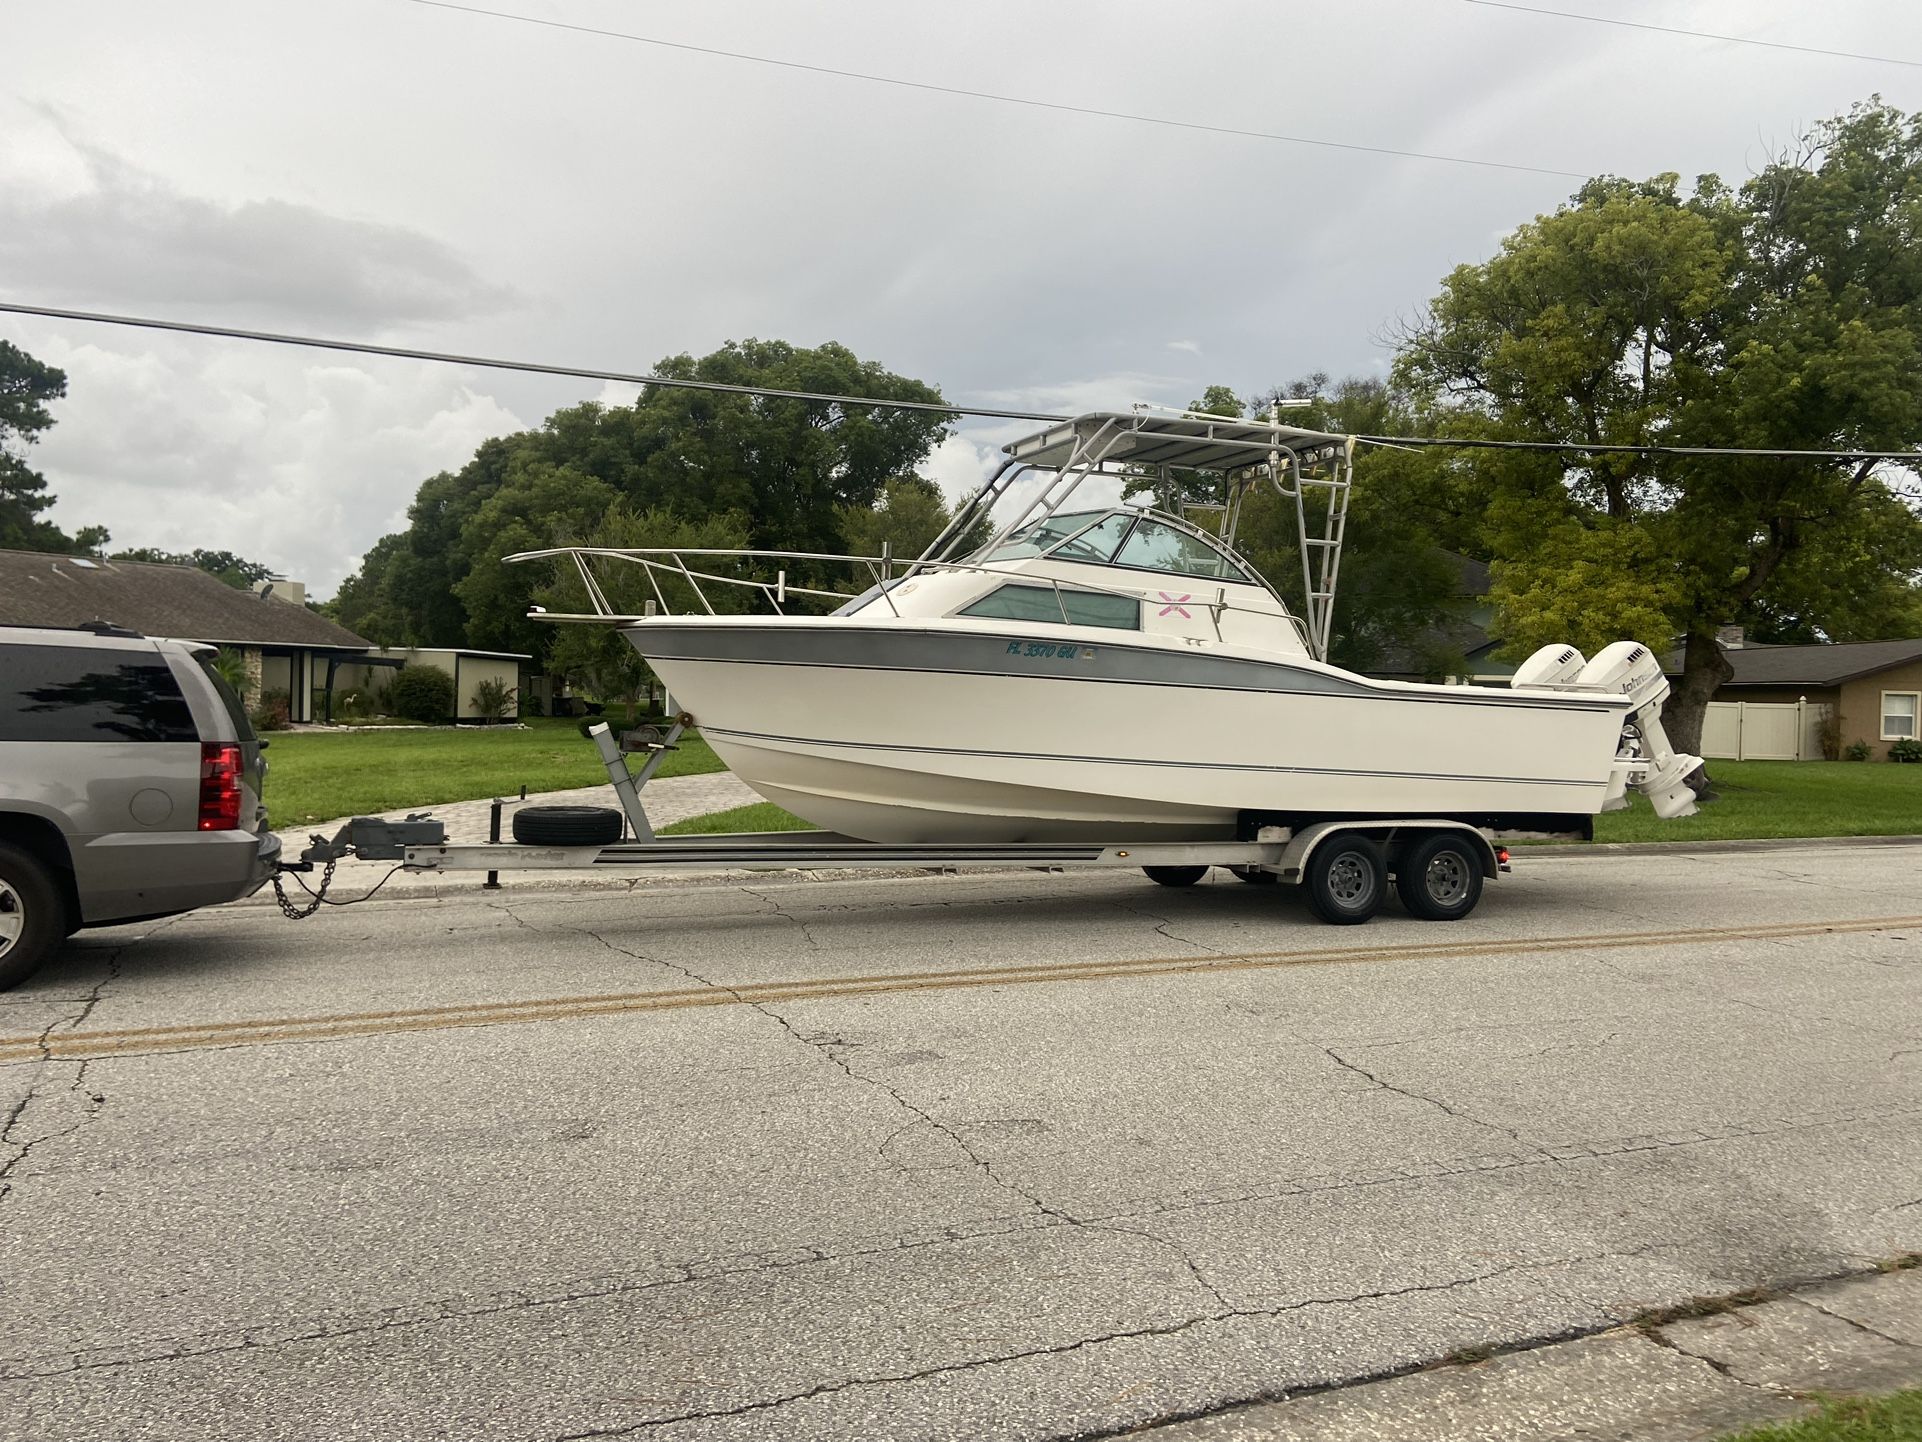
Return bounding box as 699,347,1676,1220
1661,637,1922,687
0,550,370,650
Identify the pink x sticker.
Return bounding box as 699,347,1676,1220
1158,592,1192,618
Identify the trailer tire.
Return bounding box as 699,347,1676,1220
0,842,67,991
512,805,625,847
1303,834,1385,926
1143,866,1209,888
1394,833,1483,921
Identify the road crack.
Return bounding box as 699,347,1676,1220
1321,1045,1524,1144
0,947,120,1207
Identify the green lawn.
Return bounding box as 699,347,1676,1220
1719,1388,1922,1441
263,719,725,827
1593,760,1922,843
660,802,812,835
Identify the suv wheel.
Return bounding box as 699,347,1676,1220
0,843,68,991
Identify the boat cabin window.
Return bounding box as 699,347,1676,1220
959,583,1141,630
1113,518,1249,581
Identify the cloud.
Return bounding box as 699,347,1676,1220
0,130,517,330
1165,339,1202,355
24,326,525,596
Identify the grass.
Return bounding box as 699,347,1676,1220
1591,759,1922,843
1717,1389,1922,1442
262,718,725,826
660,802,811,835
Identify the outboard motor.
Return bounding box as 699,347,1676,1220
1576,642,1703,819
1511,641,1703,820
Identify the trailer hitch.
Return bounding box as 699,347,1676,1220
270,814,451,919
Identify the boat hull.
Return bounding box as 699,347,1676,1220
625,620,1633,843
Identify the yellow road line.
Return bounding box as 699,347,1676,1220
4,914,1915,1065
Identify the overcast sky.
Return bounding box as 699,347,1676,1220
5,0,1921,596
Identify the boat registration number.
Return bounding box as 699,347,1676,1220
1006,641,1095,663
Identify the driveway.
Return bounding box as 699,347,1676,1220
3,843,1919,1440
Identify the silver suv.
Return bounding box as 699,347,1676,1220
0,624,280,988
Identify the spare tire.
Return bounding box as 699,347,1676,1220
512,805,624,846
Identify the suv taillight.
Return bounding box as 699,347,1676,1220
198,742,244,831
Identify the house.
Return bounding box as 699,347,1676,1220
0,550,370,722
0,551,534,725
1663,636,1922,761
330,647,530,723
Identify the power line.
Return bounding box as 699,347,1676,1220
402,0,1588,180
7,300,1918,474
0,302,1061,423
1356,433,1922,469
1461,0,1922,70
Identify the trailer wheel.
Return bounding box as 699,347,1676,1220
1394,833,1484,921
1143,865,1209,888
1303,834,1385,926
512,805,625,847
1229,865,1279,885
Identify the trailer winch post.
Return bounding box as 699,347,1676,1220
589,722,658,841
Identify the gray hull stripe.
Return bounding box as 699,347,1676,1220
705,726,1603,791
629,624,1624,714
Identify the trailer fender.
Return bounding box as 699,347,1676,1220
1275,820,1499,884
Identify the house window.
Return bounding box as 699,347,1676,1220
1883,691,1919,741
958,583,1140,630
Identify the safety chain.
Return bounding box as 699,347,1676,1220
271,858,336,919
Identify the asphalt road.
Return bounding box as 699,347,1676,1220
3,843,1920,1441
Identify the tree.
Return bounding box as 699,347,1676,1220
836,476,989,562
112,547,277,589
329,339,951,666
1397,101,1922,751
0,340,76,552
534,505,753,715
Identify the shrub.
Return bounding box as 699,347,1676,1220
473,675,518,724
1817,710,1842,762
1890,738,1922,764
387,664,455,724
252,688,292,732
1844,740,1874,762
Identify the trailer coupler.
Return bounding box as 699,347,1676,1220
294,813,450,866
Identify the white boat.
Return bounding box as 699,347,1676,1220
514,411,1702,843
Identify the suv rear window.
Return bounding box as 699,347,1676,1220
0,644,199,743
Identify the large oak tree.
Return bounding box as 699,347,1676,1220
1397,101,1922,751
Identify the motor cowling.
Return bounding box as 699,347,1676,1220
1512,644,1588,690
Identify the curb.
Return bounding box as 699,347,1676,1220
1525,832,1922,858
1109,1257,1922,1441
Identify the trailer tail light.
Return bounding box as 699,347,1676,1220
1496,845,1512,872
198,743,244,831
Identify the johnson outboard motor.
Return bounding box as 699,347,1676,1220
1513,642,1704,820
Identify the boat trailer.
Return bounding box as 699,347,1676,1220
277,721,1540,926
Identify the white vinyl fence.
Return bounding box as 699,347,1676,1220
1698,700,1831,761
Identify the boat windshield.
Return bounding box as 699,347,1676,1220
981,511,1109,562
981,508,1256,584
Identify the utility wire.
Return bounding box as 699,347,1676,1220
0,302,1061,423
1355,433,1922,464
402,0,1588,180
8,300,1920,470
1461,0,1922,70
